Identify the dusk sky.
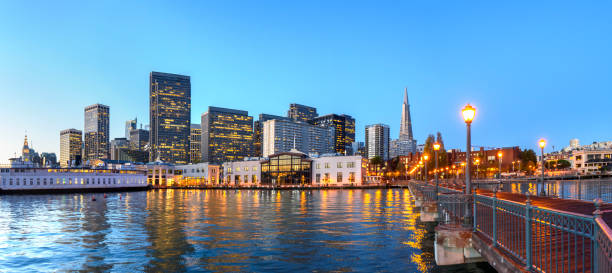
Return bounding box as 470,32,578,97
1,1,611,160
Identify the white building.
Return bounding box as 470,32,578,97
311,155,367,186
568,149,612,174
174,162,220,186
222,159,261,186
365,124,390,160
262,119,334,157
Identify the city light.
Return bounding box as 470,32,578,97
462,104,476,124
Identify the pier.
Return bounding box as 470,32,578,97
406,179,612,273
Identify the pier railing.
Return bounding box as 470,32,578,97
474,191,612,272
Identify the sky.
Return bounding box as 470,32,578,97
1,0,611,161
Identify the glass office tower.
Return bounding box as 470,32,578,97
84,104,110,162
311,114,355,154
149,71,191,164
201,106,254,164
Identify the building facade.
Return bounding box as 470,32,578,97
288,103,318,122
130,129,150,151
253,114,291,157
125,118,137,140
391,88,417,158
110,138,130,160
568,149,612,174
84,104,110,162
311,155,367,186
261,151,312,185
190,124,202,163
149,71,191,164
59,129,82,168
201,107,254,164
174,163,220,186
311,114,355,154
262,119,335,157
365,124,390,160
222,159,261,186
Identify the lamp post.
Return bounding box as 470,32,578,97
539,139,547,196
423,155,429,183
419,160,423,181
475,158,480,179
462,104,475,227
433,143,440,199
497,151,503,179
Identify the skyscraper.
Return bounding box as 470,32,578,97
125,118,137,140
365,124,390,160
253,114,291,157
149,71,191,164
311,114,355,154
84,104,110,162
60,128,82,167
391,88,417,158
190,124,202,163
130,128,150,151
288,103,318,122
262,119,335,157
201,107,254,163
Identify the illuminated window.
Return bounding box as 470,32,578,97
337,172,343,182
349,172,355,182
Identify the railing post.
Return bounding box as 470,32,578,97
493,190,498,247
525,193,532,271
593,198,602,273
473,189,477,231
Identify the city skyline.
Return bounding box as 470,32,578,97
2,1,612,160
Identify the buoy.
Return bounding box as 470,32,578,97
119,195,122,200
92,196,96,201
104,194,107,198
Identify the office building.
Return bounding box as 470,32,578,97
125,118,137,140
60,129,82,167
190,124,202,163
110,138,130,161
84,104,110,162
149,71,191,164
311,114,355,154
311,155,367,186
253,114,291,157
201,107,254,164
365,124,390,160
262,119,335,157
391,88,417,158
130,129,150,151
223,158,261,185
288,103,317,122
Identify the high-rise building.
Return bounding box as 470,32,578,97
288,103,318,122
190,124,202,163
392,88,417,157
149,71,191,164
262,119,335,157
125,118,137,140
84,104,110,162
365,124,390,160
253,114,291,157
311,114,355,154
110,137,130,160
60,129,82,167
130,129,150,151
201,107,254,163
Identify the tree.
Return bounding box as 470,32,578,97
519,149,537,173
370,156,383,167
423,132,449,175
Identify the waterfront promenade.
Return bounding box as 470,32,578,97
409,179,612,272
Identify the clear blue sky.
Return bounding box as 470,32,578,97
1,1,611,160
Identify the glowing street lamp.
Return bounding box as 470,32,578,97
497,151,503,179
423,154,429,182
462,104,475,228
539,139,547,196
433,142,440,199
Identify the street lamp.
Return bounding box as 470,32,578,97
462,104,475,228
539,139,547,196
423,155,429,182
497,151,503,179
419,160,423,181
433,142,440,199
475,158,480,179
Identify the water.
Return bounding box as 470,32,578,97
478,179,612,202
0,189,495,272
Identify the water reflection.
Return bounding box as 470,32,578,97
0,189,495,272
481,179,612,203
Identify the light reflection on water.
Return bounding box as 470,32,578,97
0,189,495,272
480,179,612,202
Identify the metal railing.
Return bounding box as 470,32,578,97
474,192,612,272
438,192,470,225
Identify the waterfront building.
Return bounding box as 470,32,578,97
60,129,82,168
253,114,291,157
190,124,202,163
149,71,191,164
125,118,137,140
365,124,390,160
448,146,521,174
568,149,612,174
173,163,220,186
311,155,367,186
311,114,355,154
261,150,312,185
84,104,110,162
130,129,150,151
287,103,318,122
222,158,261,186
262,119,334,157
201,107,254,164
145,162,175,187
0,167,147,192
